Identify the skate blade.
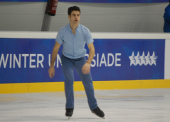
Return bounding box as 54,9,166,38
92,112,105,119
66,116,71,120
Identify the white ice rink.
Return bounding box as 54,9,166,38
0,88,170,122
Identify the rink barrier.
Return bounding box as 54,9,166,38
0,80,170,94
0,32,170,94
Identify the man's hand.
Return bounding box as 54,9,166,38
82,62,91,74
48,41,61,78
48,67,55,78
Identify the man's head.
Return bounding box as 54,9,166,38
68,6,81,24
68,6,81,16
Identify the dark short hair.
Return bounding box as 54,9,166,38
68,6,81,16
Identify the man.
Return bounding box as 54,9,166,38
163,0,170,32
48,6,105,119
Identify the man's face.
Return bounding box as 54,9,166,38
68,11,80,24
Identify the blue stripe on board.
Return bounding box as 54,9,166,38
59,0,168,3
0,0,168,3
0,0,47,2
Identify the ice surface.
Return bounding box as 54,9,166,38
0,88,170,122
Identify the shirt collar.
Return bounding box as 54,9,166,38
68,24,81,33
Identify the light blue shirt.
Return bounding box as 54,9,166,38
56,24,94,59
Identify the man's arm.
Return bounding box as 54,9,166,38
86,43,95,64
82,43,95,74
48,41,61,78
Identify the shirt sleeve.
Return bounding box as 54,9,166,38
55,29,63,44
84,28,94,44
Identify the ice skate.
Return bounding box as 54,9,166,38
65,108,74,119
91,107,105,119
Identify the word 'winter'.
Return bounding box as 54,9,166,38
0,54,44,68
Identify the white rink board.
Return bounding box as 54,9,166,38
165,40,170,79
0,31,170,79
1,32,170,39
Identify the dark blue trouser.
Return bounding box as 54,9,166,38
61,55,98,110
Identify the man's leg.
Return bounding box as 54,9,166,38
74,57,98,110
61,55,75,109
